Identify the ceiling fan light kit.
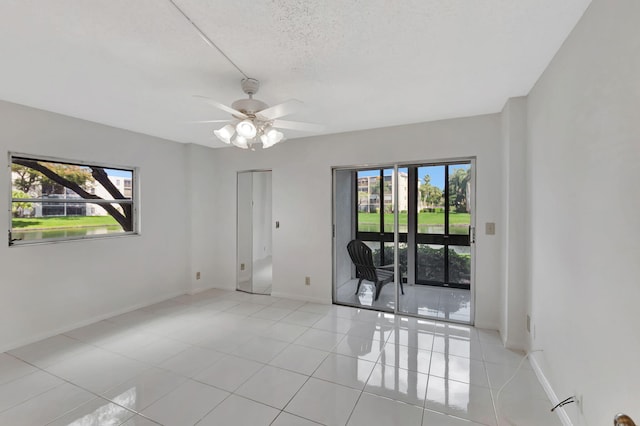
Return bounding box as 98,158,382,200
233,135,249,149
201,77,322,150
167,0,322,150
236,119,257,139
261,127,284,148
213,124,235,144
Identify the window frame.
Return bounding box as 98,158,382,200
8,152,139,246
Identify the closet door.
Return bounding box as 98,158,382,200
251,171,272,295
237,170,273,295
236,171,254,293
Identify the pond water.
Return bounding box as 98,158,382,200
13,226,124,241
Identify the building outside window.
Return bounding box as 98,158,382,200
10,154,138,245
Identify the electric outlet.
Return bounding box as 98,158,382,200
305,276,311,286
196,272,201,280
526,315,531,332
240,263,245,271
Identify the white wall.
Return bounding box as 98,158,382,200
500,97,528,350
203,114,504,329
186,143,220,294
526,0,640,423
0,100,190,352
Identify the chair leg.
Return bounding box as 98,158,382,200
355,278,364,295
374,282,383,301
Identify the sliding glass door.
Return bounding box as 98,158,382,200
332,160,474,324
355,168,408,268
396,161,473,322
333,168,403,311
415,163,472,289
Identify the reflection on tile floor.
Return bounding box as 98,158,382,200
0,289,560,426
336,279,471,323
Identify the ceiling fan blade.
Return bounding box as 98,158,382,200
193,95,248,119
186,119,230,124
273,119,324,133
257,99,303,121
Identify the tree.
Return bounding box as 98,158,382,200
419,174,443,208
448,168,470,213
425,185,443,207
11,164,41,194
11,159,133,231
11,190,32,217
11,163,94,195
39,163,94,195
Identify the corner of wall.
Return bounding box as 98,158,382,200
499,96,529,351
185,143,221,295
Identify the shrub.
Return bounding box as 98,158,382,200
372,245,470,284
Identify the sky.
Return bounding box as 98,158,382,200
105,168,132,178
358,164,469,189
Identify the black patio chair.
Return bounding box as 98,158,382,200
346,240,404,301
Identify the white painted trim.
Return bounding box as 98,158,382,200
188,284,229,295
529,352,573,426
0,290,186,354
206,283,237,292
474,320,501,332
270,291,330,305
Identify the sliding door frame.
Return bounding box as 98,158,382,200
331,157,476,325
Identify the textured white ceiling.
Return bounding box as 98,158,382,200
0,0,592,147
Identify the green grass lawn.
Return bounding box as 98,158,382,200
358,211,470,234
358,212,470,225
12,216,119,230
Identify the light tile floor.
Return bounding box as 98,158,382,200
0,289,560,426
336,279,472,323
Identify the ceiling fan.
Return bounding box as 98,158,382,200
195,78,322,149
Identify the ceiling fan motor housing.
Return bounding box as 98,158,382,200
231,78,267,116
241,78,260,96
231,98,268,116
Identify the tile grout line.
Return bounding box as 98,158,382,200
269,343,334,425
189,319,332,424
4,290,502,426
4,352,161,426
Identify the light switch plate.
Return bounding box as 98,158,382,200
485,222,495,235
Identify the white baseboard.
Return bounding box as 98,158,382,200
529,352,573,426
0,289,186,354
474,319,500,332
188,283,227,295
192,283,236,294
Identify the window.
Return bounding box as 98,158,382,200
9,154,137,245
353,162,471,289
355,168,408,267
